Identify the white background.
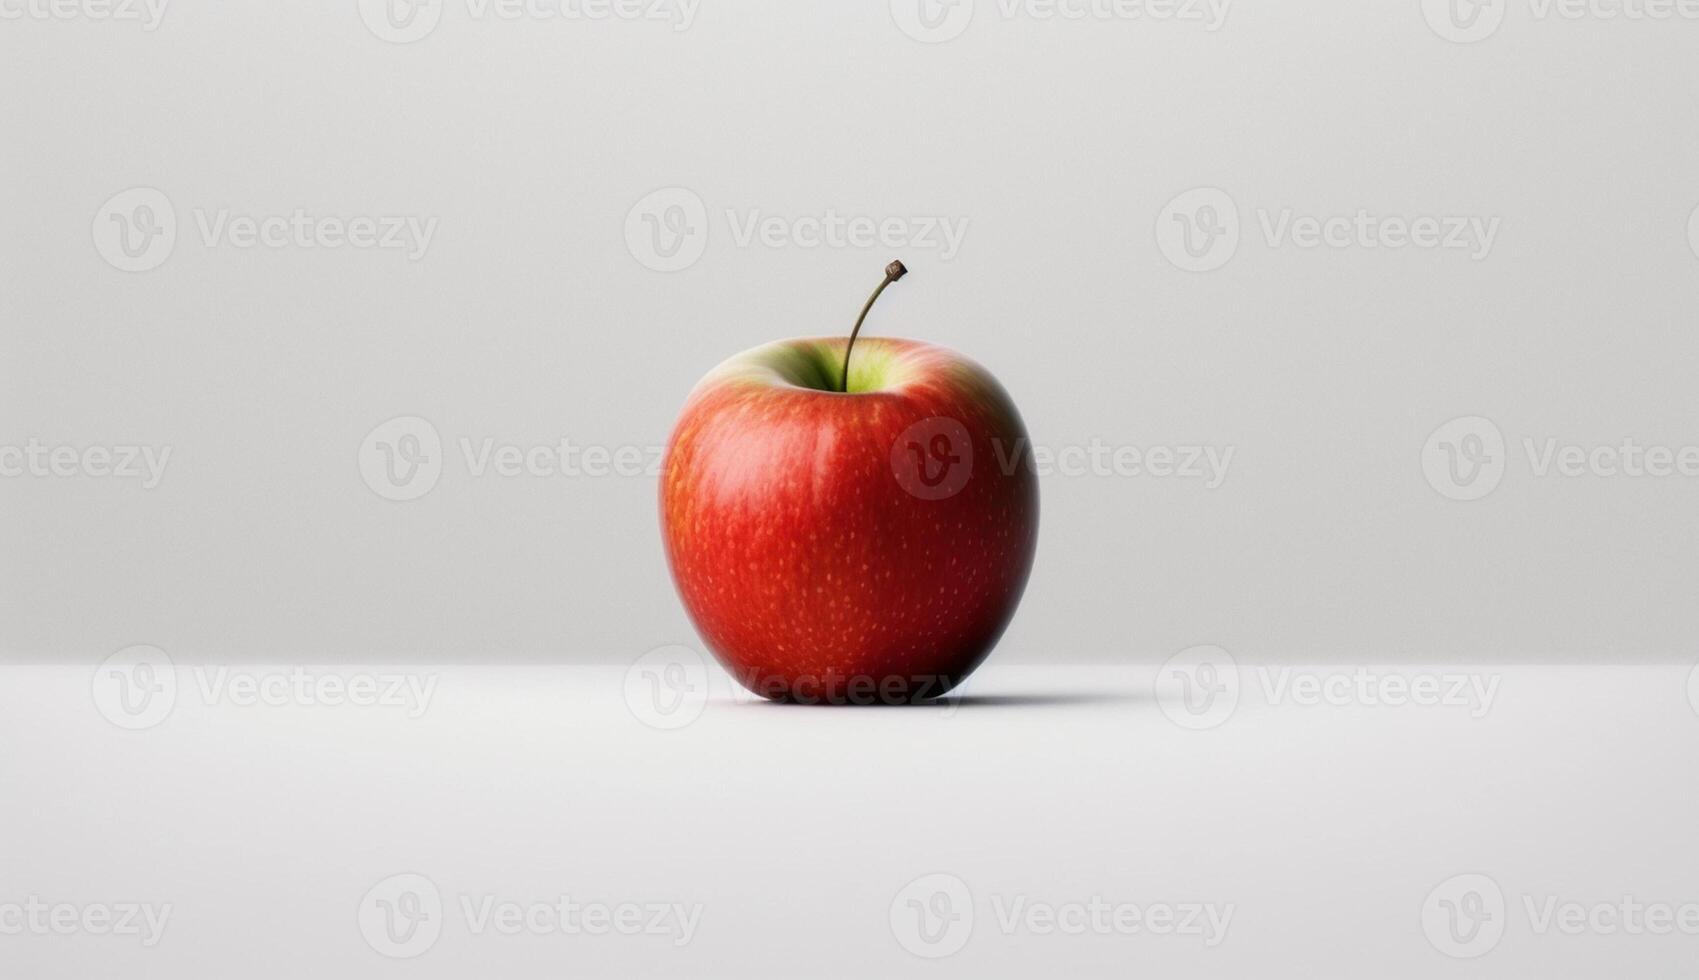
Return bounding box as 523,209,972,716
6,661,1699,977
6,4,1699,976
6,0,1699,664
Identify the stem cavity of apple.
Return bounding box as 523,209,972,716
839,259,908,393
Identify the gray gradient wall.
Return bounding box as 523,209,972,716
4,0,1697,664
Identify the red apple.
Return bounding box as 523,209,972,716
660,262,1039,704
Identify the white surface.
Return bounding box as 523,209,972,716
4,662,1698,977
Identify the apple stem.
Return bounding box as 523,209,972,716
839,260,908,393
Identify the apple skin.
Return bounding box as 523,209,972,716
660,336,1038,704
